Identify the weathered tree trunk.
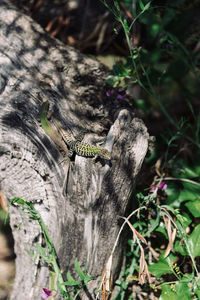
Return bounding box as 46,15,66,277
0,1,149,299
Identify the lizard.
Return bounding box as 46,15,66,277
40,100,111,193
52,117,111,161
40,100,111,161
40,100,71,196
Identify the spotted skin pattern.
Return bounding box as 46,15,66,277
53,119,111,160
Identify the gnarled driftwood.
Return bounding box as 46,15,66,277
0,1,149,299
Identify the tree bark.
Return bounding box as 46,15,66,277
0,1,149,299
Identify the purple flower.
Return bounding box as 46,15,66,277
150,180,167,192
159,180,167,190
106,89,126,99
106,90,113,97
41,288,52,299
117,89,126,99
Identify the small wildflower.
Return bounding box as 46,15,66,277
41,288,52,299
106,88,126,99
150,185,156,191
106,90,113,97
150,180,167,192
159,180,167,190
117,89,126,99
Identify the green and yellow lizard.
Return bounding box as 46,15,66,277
52,118,111,161
40,101,111,161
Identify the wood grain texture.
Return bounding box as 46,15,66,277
0,1,149,299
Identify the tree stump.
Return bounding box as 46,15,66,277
0,1,149,299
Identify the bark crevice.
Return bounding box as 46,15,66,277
0,1,149,299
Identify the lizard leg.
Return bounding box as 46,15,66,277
92,155,98,164
66,149,73,158
58,149,73,165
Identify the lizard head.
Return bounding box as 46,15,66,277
98,148,111,160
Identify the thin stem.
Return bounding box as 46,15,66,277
111,205,146,255
157,177,200,187
159,206,199,278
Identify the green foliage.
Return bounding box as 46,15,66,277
148,253,178,277
9,198,94,300
160,282,191,300
101,0,200,299
103,0,200,146
175,224,200,258
7,1,200,299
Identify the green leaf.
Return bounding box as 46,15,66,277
123,19,130,33
187,224,200,258
182,181,200,193
165,183,181,206
74,258,85,280
195,289,200,299
113,27,118,35
145,212,160,235
175,224,200,258
194,165,200,176
66,271,76,283
143,2,151,11
160,282,191,300
174,240,188,256
114,0,120,12
182,166,200,178
194,277,200,298
148,253,177,277
62,280,81,287
172,159,200,178
138,0,144,10
178,189,199,203
10,197,26,205
185,200,200,217
176,212,191,230
138,0,151,12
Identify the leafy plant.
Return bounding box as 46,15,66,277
9,198,94,300
101,0,200,299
